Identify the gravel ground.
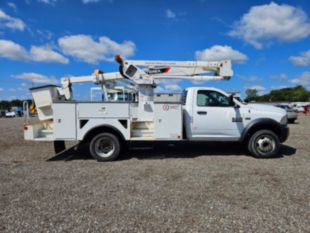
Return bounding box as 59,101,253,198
0,116,309,232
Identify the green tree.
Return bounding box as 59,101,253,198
245,89,258,102
245,85,310,102
0,99,32,110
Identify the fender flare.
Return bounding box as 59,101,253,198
82,124,126,143
240,118,284,142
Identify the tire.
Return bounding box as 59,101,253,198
247,129,280,158
89,133,121,161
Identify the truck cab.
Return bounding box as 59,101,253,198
183,87,288,139
183,87,289,157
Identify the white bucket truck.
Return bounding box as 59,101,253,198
24,55,289,161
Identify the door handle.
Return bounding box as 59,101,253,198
197,111,207,115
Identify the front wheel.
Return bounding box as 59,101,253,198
89,133,121,161
248,130,280,158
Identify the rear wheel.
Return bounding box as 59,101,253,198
248,130,280,158
89,133,120,161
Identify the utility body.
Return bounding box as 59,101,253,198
24,56,289,161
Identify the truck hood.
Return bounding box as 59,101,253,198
248,103,286,116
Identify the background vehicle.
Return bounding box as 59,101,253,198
292,104,305,113
24,56,289,161
5,111,16,118
0,110,6,118
275,104,297,123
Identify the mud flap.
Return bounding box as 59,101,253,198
54,140,66,154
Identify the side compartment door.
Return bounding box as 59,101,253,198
53,103,77,140
191,90,244,140
155,103,182,140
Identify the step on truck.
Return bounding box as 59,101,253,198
24,55,289,161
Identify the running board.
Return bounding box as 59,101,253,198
130,136,155,141
129,141,154,150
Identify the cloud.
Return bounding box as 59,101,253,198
36,29,53,40
271,85,288,90
0,87,3,91
8,2,17,11
58,34,135,63
0,9,25,31
238,75,258,82
0,39,28,60
195,45,247,63
270,73,288,81
14,72,58,84
155,79,182,93
8,96,17,100
165,84,182,92
290,72,310,88
30,45,69,64
229,2,310,49
165,9,187,21
82,0,101,3
37,0,58,4
289,50,310,66
37,0,107,4
1,35,134,64
0,39,68,64
247,85,265,91
155,84,182,93
166,9,177,20
190,80,207,85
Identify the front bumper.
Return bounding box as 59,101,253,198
287,113,297,120
280,125,289,142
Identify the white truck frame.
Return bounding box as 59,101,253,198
24,55,289,161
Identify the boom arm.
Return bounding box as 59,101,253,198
126,59,233,78
58,55,233,100
58,71,123,100
117,56,233,84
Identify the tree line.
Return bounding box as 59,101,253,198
245,85,310,102
0,99,32,110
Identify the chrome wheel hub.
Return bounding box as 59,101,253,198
94,138,114,158
256,136,275,154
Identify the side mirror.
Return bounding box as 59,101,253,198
229,94,240,108
229,94,235,106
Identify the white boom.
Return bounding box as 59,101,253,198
125,59,232,77
57,55,233,100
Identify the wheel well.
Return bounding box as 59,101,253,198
243,123,281,142
83,125,125,143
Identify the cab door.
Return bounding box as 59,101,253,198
191,90,243,140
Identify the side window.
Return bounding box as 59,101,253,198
197,91,210,106
197,90,231,107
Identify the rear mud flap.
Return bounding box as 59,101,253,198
54,140,66,154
